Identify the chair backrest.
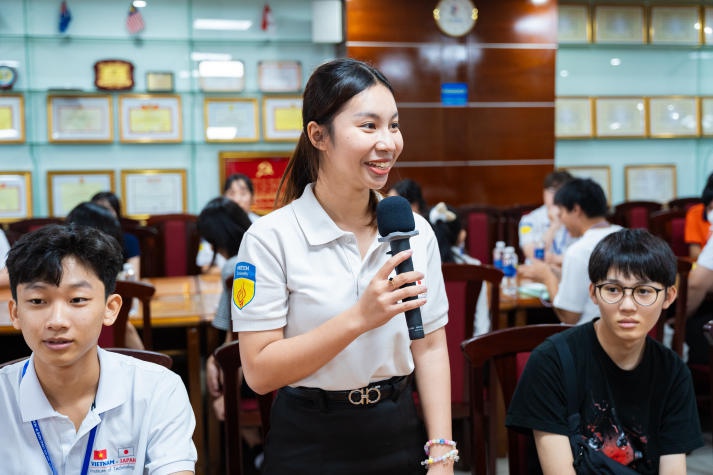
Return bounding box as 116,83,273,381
145,214,201,277
461,324,573,475
611,201,663,229
442,263,503,406
104,348,173,368
667,196,701,211
651,258,692,358
649,208,688,257
458,205,504,264
109,280,156,350
214,340,274,475
5,217,64,244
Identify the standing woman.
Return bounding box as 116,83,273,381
233,58,454,474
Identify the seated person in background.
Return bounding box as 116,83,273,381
429,202,490,335
196,174,259,274
0,229,10,287
66,201,144,350
91,191,141,278
507,229,703,474
683,235,713,365
684,173,713,260
519,178,622,325
519,170,577,268
387,178,429,217
0,224,197,474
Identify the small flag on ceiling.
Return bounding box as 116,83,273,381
126,3,145,34
58,1,72,33
261,3,274,32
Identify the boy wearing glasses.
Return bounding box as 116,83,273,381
507,229,703,474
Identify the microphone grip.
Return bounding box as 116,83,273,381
389,238,424,340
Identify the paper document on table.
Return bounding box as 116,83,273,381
518,282,549,300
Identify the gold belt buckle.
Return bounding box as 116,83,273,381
348,385,381,405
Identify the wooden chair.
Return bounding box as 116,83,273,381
667,196,701,211
5,217,64,244
611,201,663,229
214,340,274,475
461,324,573,475
458,205,504,264
1,348,172,369
144,214,201,277
441,262,503,468
108,280,156,350
651,258,692,358
649,209,688,257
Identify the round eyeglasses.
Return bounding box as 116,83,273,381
594,283,664,307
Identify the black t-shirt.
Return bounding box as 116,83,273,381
506,320,704,474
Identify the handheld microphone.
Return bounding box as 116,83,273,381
376,195,424,340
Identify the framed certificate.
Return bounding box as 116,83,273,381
258,61,303,92
565,166,612,204
198,60,246,92
47,94,113,143
47,170,115,217
558,4,591,44
705,7,713,44
146,71,174,92
219,151,291,215
555,97,593,138
647,96,699,138
625,165,677,203
700,97,713,136
121,169,187,218
119,94,182,143
649,6,701,45
203,98,259,142
262,96,302,142
594,97,647,138
0,171,32,222
0,94,25,143
593,5,646,44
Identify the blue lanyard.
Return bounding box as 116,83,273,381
22,361,98,475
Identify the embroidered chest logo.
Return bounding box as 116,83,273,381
88,446,137,472
233,262,256,309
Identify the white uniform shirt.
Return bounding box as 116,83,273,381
0,349,197,475
697,237,713,270
553,224,622,324
0,230,10,268
518,204,576,256
232,184,449,390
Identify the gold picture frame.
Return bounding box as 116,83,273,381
625,164,677,203
594,97,647,138
219,151,291,215
647,96,699,138
203,97,259,142
258,60,303,92
593,5,646,44
555,97,594,138
0,94,25,144
119,94,182,143
47,94,114,143
565,166,612,204
0,171,32,222
262,96,302,142
558,4,591,44
705,7,713,45
121,169,187,219
699,97,713,137
47,170,115,217
649,5,702,45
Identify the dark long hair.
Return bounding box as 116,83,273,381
197,197,252,258
274,58,396,222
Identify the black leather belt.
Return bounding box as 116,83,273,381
281,375,411,410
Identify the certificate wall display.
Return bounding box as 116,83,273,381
558,4,591,44
203,98,259,142
146,72,174,92
0,94,25,143
0,171,32,222
594,97,647,138
647,96,699,138
219,151,290,215
262,96,302,141
649,6,701,45
258,61,303,92
47,95,113,143
198,60,246,92
625,165,677,203
565,166,612,204
121,169,187,218
555,97,593,138
593,5,646,44
119,94,182,143
47,170,115,217
700,97,713,136
705,7,713,44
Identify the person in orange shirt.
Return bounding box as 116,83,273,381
684,174,713,259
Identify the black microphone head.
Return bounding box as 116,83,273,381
377,195,416,236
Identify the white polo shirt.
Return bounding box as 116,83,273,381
697,237,713,270
232,183,449,390
0,348,197,475
0,230,10,268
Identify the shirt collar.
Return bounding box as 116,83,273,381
290,183,353,246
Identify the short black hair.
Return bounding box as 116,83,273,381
701,172,713,207
588,228,676,287
554,178,608,218
197,197,253,258
66,201,125,259
91,191,123,219
543,170,573,190
5,224,124,300
223,173,254,196
390,179,428,216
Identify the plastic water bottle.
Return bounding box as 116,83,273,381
492,241,506,270
534,223,546,261
502,246,518,297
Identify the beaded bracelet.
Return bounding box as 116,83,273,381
423,438,457,455
420,448,460,467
